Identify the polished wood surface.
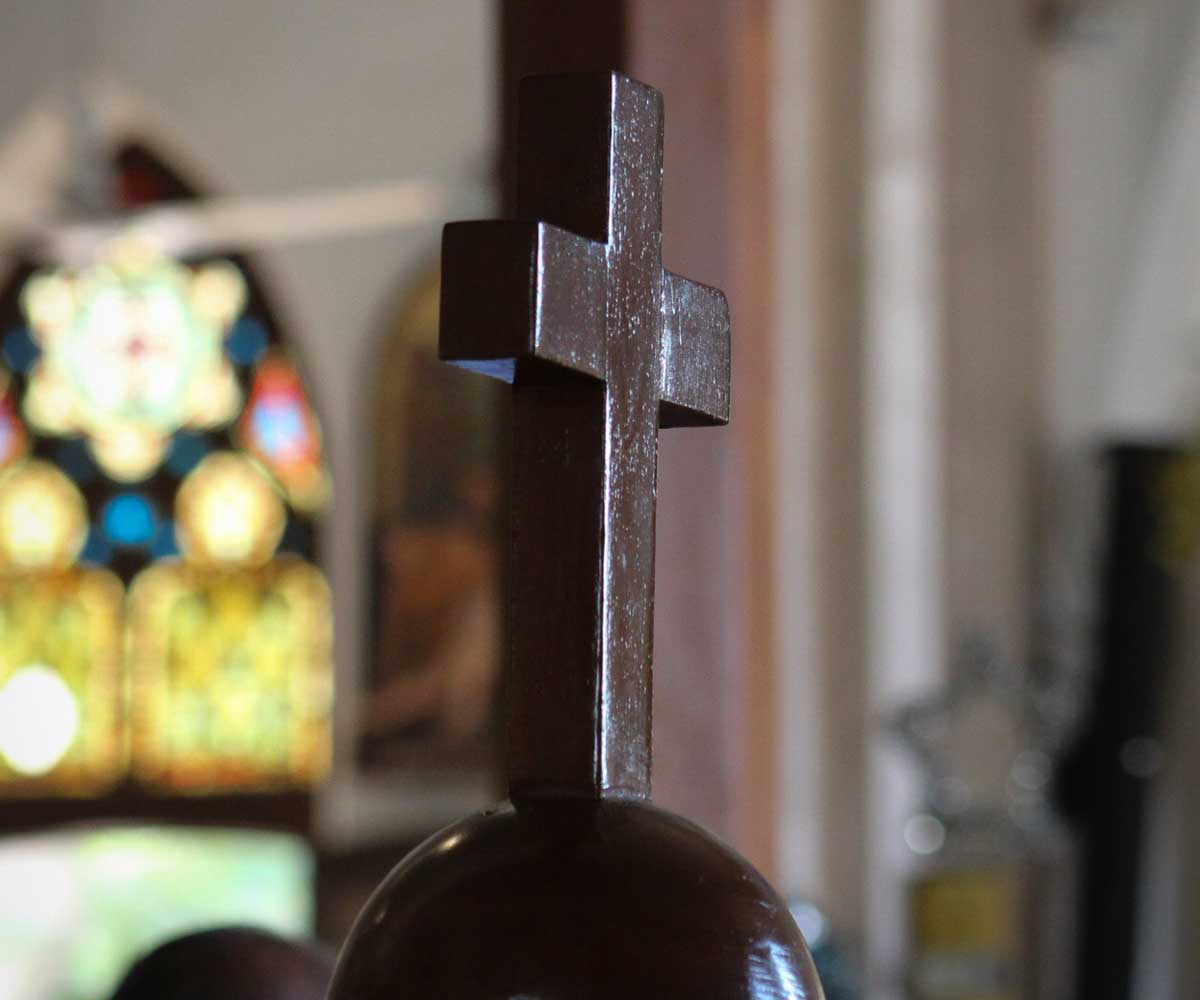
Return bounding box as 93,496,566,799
498,0,780,863
330,798,821,998
440,72,729,801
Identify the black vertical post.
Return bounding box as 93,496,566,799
1060,444,1177,1000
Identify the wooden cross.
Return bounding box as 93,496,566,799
440,72,730,800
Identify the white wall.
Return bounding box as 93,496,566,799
1042,3,1200,997
1041,0,1198,450
769,0,1200,995
770,0,870,938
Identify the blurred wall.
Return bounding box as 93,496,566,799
1041,0,1199,452
771,4,1043,998
1041,2,1200,997
770,0,868,944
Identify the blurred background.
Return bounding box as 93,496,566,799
0,1,1195,999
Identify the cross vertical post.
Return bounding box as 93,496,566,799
440,72,730,801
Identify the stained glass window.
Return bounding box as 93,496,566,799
0,142,332,800
20,237,245,482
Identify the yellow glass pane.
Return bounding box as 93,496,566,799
0,460,88,572
128,559,332,790
128,451,331,791
175,452,286,569
0,463,124,793
910,864,1023,1000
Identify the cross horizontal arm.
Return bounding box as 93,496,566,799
439,220,606,382
659,272,731,427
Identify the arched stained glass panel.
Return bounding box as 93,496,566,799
0,141,332,799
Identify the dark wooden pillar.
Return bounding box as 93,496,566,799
499,4,625,212
499,0,775,868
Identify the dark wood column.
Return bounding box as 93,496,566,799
499,4,624,212
499,0,775,869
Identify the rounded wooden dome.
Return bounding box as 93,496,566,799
329,797,823,999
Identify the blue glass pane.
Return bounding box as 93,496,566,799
102,494,158,548
151,519,179,558
80,528,112,566
252,401,305,458
2,326,39,374
165,432,210,477
55,439,99,483
0,420,18,465
226,317,268,366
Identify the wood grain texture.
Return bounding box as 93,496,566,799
330,798,822,998
439,72,730,800
628,0,777,869
496,0,777,867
